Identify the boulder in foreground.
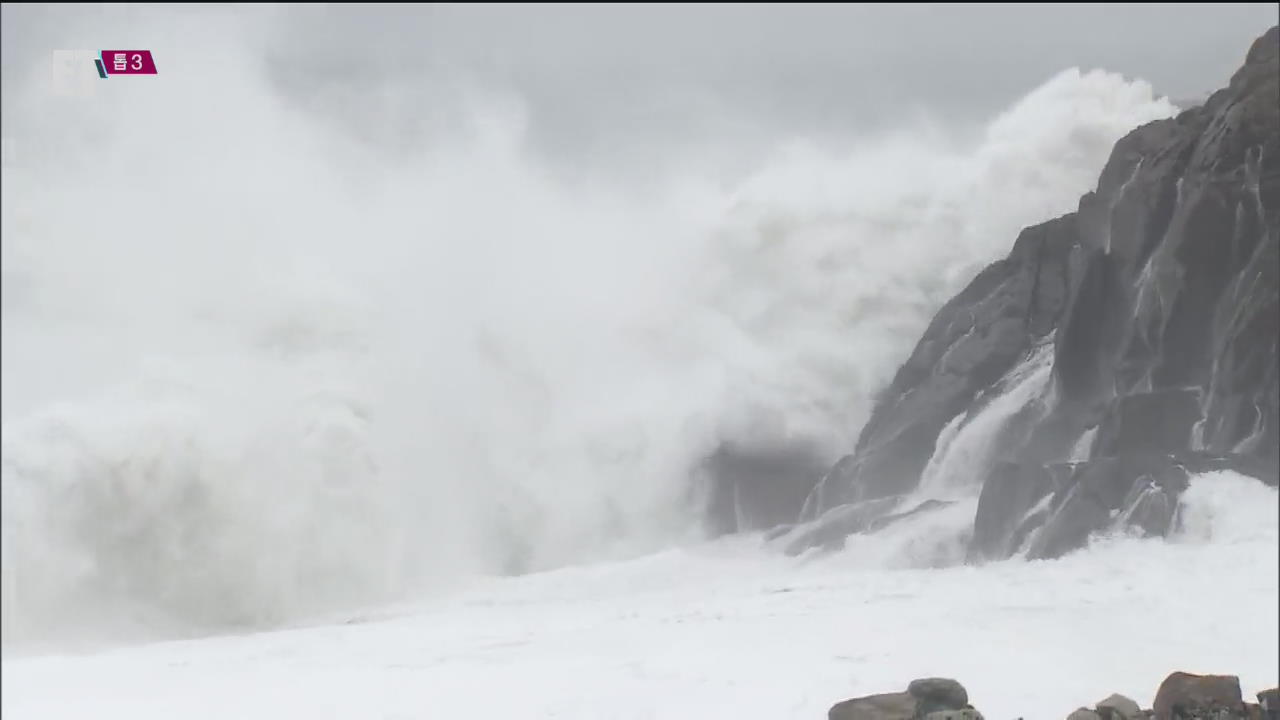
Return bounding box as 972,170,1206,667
829,678,977,720
1152,671,1246,720
826,671,1273,719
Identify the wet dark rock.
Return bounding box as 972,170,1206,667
1116,475,1181,538
703,29,1278,569
969,461,1055,561
762,524,796,542
1153,672,1246,720
867,499,956,533
1024,454,1190,559
1053,249,1129,406
1013,445,1280,558
782,495,905,555
1092,389,1203,457
823,215,1078,508
788,27,1280,561
1173,451,1279,487
779,497,956,556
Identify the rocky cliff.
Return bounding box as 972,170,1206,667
714,26,1279,560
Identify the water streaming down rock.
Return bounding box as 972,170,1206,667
914,341,1056,499
754,26,1280,559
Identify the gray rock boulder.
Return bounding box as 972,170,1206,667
1152,672,1246,720
1096,693,1144,720
1258,688,1280,720
829,678,975,720
908,677,970,715
829,692,918,720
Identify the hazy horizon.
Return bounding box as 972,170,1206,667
2,4,1276,175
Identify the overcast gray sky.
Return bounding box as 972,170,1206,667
2,4,1277,170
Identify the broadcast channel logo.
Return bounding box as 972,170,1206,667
51,49,158,97
94,50,158,78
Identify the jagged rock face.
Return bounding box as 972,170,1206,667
1003,26,1280,559
1023,454,1191,561
777,27,1279,557
969,460,1057,559
1063,25,1280,464
806,214,1079,510
1090,389,1203,457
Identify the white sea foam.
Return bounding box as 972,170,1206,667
916,341,1056,498
2,474,1275,719
0,9,1182,646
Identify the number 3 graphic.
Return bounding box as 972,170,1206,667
131,53,142,71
